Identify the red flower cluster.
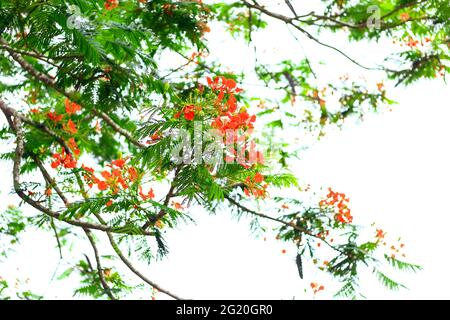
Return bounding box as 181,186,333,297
211,111,256,134
139,186,155,201
207,76,242,113
51,148,77,169
243,172,267,198
82,158,140,194
64,119,78,135
174,104,200,121
319,188,353,224
47,112,63,123
205,76,264,168
104,0,119,10
65,98,81,115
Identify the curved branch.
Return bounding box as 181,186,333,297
225,194,341,253
84,229,117,300
0,99,154,237
0,38,146,149
241,0,392,71
105,231,185,300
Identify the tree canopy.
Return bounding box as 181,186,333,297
0,0,447,299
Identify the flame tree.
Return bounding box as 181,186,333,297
0,0,447,299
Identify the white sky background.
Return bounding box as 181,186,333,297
0,0,450,299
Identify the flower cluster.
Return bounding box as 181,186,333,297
51,148,77,169
319,188,353,224
104,0,119,10
206,76,264,168
82,158,140,195
174,104,200,121
243,172,268,198
207,76,242,113
49,98,82,169
65,98,81,114
376,228,407,259
211,110,256,134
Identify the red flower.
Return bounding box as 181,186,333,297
97,181,108,191
68,138,80,156
183,105,195,121
111,158,127,168
206,76,242,94
64,98,81,114
65,119,78,135
376,229,385,239
106,200,113,207
139,186,155,201
175,105,197,121
47,112,63,123
150,132,161,141
104,0,119,10
127,167,139,182
51,148,77,169
253,172,264,183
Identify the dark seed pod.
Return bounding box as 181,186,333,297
296,253,303,279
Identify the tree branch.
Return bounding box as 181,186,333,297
0,38,147,149
84,229,117,300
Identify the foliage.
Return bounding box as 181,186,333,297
0,0,446,299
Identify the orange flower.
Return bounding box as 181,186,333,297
64,98,81,114
399,12,410,21
376,82,384,91
127,167,139,182
111,158,127,168
97,181,108,191
150,132,161,141
376,229,385,239
106,200,113,207
47,112,63,123
139,186,155,201
172,201,184,210
68,138,80,156
321,188,353,224
310,282,325,294
64,119,78,135
253,172,264,183
281,249,287,254
45,188,53,196
104,0,119,10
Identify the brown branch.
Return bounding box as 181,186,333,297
0,38,146,149
0,99,154,236
225,194,341,253
142,164,182,230
241,0,418,72
105,231,185,300
84,229,117,300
